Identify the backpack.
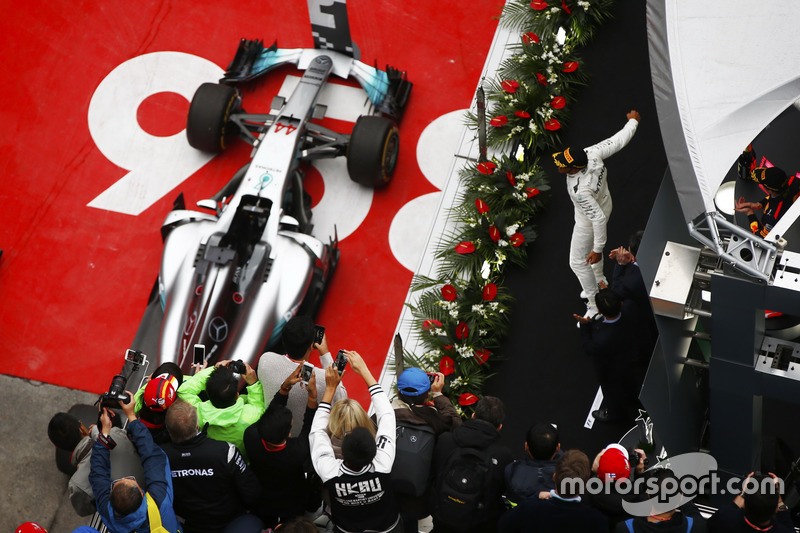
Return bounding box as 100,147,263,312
431,446,493,529
390,421,436,497
504,459,556,505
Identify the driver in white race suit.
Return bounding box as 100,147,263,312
552,110,640,318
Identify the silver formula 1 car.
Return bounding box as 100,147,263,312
156,0,411,372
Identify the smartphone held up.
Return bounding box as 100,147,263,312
334,350,348,376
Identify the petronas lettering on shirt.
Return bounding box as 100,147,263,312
172,468,215,477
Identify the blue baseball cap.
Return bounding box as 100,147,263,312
397,368,431,397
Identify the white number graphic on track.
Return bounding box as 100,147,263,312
86,52,223,216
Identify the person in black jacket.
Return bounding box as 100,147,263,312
392,367,461,533
607,231,657,383
243,364,321,529
162,399,263,533
498,449,608,533
504,422,562,506
430,396,514,533
574,288,641,423
613,469,707,533
708,472,793,533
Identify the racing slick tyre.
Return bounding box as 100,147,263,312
346,115,399,187
186,83,241,153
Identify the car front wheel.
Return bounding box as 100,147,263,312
186,83,241,153
346,115,399,187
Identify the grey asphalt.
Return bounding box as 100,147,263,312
1,375,98,533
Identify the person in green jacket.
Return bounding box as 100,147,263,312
178,359,265,463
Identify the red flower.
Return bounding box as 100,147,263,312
459,393,479,406
551,96,566,109
544,118,561,131
477,161,496,175
482,283,498,301
474,348,491,365
514,110,531,118
422,319,442,330
563,61,579,72
441,284,457,301
455,242,475,254
506,171,516,187
488,226,501,242
475,198,489,214
490,115,508,127
530,0,548,10
510,232,525,247
562,0,572,14
522,32,540,44
456,322,469,340
526,187,541,198
483,283,497,302
536,73,547,85
500,79,520,93
439,356,455,376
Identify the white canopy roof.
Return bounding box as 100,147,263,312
647,0,800,224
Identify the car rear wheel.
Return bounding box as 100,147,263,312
186,83,241,153
346,116,399,187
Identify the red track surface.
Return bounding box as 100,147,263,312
0,0,502,405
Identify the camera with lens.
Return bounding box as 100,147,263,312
98,349,148,410
229,360,247,374
100,374,131,408
629,447,649,468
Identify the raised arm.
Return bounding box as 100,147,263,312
585,110,639,161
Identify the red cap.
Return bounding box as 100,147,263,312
143,374,178,412
15,523,47,533
597,444,631,481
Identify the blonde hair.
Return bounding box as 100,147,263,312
327,399,376,440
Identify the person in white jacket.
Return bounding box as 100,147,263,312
309,350,401,533
552,110,641,318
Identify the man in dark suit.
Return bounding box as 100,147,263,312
574,288,640,423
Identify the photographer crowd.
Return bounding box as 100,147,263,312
40,313,795,533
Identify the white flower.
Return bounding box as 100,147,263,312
449,308,459,319
478,329,488,336
456,343,473,359
506,224,519,235
498,239,508,247
472,304,488,318
451,377,463,388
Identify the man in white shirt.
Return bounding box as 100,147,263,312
552,110,641,318
256,315,347,436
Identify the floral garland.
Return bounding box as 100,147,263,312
405,0,616,416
